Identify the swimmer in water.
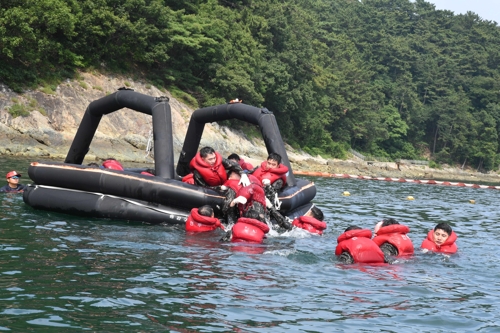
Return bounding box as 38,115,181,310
421,222,458,254
336,225,385,264
372,218,414,258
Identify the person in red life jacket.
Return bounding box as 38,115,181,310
220,171,291,231
372,218,414,258
102,158,124,171
234,179,291,230
227,153,254,172
421,222,458,254
335,226,386,264
0,171,27,193
220,171,244,225
185,205,225,232
231,181,268,223
231,210,270,244
220,170,247,225
292,205,327,235
250,153,288,210
185,146,250,190
140,168,155,176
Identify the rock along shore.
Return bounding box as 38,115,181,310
1,72,500,185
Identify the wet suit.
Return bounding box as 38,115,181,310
0,184,26,193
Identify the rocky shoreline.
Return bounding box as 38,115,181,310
288,157,500,185
2,72,500,186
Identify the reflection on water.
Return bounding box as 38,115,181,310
1,156,500,331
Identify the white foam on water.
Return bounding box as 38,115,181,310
266,227,314,239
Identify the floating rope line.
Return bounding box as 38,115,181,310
293,170,500,190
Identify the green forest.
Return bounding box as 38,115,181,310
2,0,500,169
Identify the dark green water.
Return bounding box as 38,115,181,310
1,156,500,332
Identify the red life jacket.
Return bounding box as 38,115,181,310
223,179,241,193
140,171,154,176
181,173,195,184
372,224,414,256
102,159,124,171
235,184,267,216
185,208,224,232
292,216,327,235
252,161,288,187
238,158,254,171
189,151,227,186
248,174,261,185
421,230,458,254
335,229,385,263
231,217,270,243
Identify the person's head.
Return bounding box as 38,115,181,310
87,162,100,168
381,218,399,227
227,153,240,163
374,218,399,235
228,170,241,180
198,205,214,217
200,147,217,166
433,222,452,246
6,171,21,188
266,153,282,169
344,225,361,233
307,205,324,221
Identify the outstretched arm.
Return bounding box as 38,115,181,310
264,179,283,201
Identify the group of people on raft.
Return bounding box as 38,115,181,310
336,219,458,264
182,146,327,244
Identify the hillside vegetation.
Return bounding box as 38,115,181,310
1,0,500,170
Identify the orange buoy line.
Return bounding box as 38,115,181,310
293,170,500,190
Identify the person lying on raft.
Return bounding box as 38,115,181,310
292,205,327,235
227,153,254,172
140,168,155,176
185,205,225,233
336,226,386,264
182,146,250,190
421,222,458,254
250,153,288,209
372,218,414,258
102,158,124,171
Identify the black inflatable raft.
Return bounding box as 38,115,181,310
23,89,316,224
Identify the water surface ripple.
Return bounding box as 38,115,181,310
1,168,500,332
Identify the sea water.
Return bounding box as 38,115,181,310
1,156,500,332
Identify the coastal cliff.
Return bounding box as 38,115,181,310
0,73,275,163
1,72,500,185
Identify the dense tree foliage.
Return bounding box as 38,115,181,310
1,0,500,169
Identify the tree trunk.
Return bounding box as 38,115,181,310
432,125,439,155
